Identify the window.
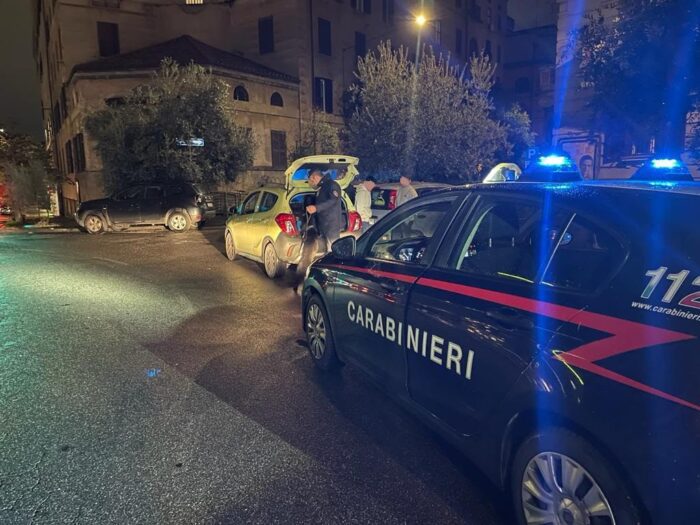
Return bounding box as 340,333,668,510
469,38,478,57
233,85,249,101
367,199,455,264
539,68,554,90
541,215,624,293
450,197,567,284
355,31,367,59
114,186,143,201
515,77,531,93
318,18,331,55
433,20,442,44
65,140,74,173
241,192,260,215
144,186,162,200
96,22,119,57
270,131,287,169
74,133,86,172
258,16,274,54
258,192,279,213
382,0,394,23
313,77,333,113
456,28,463,55
351,0,372,14
270,92,284,107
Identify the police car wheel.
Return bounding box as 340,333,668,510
512,428,641,525
225,230,238,261
305,296,340,370
263,242,285,279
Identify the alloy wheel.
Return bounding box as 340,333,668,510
264,244,277,277
85,215,103,234
170,214,187,231
521,452,615,525
225,231,236,260
306,304,326,359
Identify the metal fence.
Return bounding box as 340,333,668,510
210,191,247,215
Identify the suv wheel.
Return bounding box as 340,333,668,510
84,214,105,234
167,211,191,233
512,428,642,525
263,242,285,279
304,295,340,370
225,230,237,261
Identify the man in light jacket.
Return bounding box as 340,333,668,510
354,175,377,232
396,175,418,207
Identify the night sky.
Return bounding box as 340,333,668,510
0,0,42,140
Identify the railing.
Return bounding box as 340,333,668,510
210,191,247,215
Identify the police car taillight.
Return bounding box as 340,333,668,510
348,211,362,232
388,190,397,209
275,213,299,236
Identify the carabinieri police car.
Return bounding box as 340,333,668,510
301,180,700,525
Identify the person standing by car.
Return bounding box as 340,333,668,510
354,175,377,232
396,175,418,207
293,169,344,293
306,169,343,251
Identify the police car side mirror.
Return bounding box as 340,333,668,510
331,236,356,259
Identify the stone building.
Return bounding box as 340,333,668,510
33,0,512,213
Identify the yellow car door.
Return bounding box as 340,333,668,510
230,191,261,255
245,190,282,258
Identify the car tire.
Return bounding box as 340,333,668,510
304,295,340,371
511,427,642,525
167,211,191,233
224,230,238,261
263,242,285,279
84,214,105,234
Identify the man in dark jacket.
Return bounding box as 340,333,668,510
306,169,342,251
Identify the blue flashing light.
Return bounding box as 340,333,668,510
538,155,570,167
651,158,681,169
646,181,679,188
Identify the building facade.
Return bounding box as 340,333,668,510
33,0,511,213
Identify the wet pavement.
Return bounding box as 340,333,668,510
0,225,510,524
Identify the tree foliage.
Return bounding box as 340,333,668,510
0,132,53,221
289,111,340,161
86,59,255,192
574,0,700,152
347,43,526,182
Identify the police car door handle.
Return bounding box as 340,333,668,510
486,308,533,330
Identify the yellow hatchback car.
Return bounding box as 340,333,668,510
224,155,363,278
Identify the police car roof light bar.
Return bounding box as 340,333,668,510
651,158,681,169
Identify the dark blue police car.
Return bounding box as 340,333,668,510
301,181,700,525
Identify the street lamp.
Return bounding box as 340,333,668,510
415,14,427,27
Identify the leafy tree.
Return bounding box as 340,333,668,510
86,59,255,192
0,132,54,222
347,43,517,182
574,0,700,154
498,104,536,164
288,111,340,161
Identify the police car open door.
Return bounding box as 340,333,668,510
405,192,570,436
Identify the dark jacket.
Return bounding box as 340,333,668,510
313,176,343,240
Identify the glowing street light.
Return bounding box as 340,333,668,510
415,14,426,27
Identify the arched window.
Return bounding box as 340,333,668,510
515,77,531,93
233,85,249,102
270,92,284,107
469,38,478,57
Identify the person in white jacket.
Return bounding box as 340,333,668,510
354,175,377,232
396,175,418,207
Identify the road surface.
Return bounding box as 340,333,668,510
0,226,510,524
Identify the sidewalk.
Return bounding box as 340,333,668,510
0,216,80,233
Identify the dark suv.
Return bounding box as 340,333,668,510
75,182,215,234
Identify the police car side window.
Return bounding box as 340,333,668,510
452,197,567,284
367,200,454,264
541,214,624,293
241,192,259,215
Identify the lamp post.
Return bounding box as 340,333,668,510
414,13,427,67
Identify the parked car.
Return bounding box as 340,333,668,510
302,180,700,525
482,162,522,183
224,155,362,279
369,182,452,222
75,182,215,234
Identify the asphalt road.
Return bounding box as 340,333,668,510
0,225,510,525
